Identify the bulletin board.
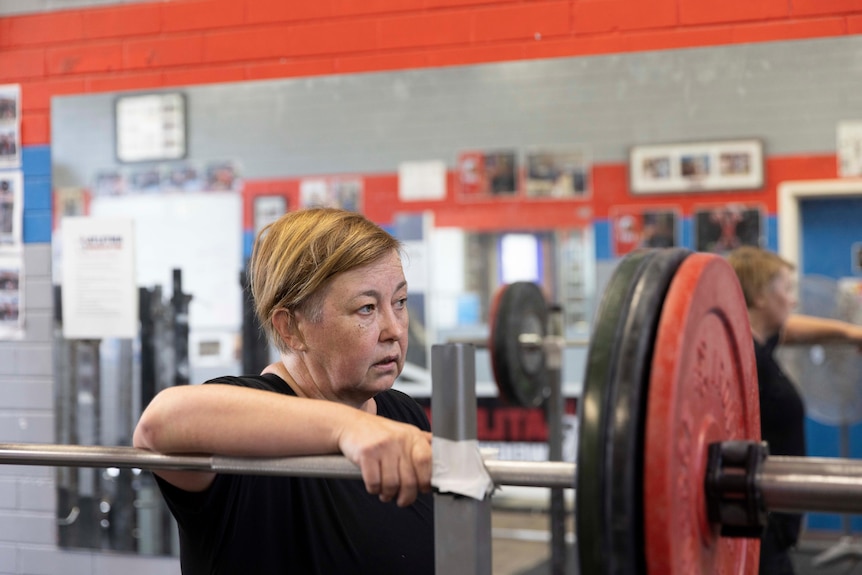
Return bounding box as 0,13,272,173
89,191,243,331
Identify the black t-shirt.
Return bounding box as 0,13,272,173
754,334,806,458
754,334,805,557
154,374,435,575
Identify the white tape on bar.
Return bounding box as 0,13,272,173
431,437,494,500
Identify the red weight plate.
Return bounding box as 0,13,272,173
644,253,761,575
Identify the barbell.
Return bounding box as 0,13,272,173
3,248,862,575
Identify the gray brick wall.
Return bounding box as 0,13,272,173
53,35,862,188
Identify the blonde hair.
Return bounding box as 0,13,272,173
726,246,795,309
249,208,402,352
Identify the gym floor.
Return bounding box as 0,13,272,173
491,504,862,575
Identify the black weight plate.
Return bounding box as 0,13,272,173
605,247,691,575
576,248,692,575
489,281,548,407
576,249,655,575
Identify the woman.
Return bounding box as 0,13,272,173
727,246,862,575
134,208,434,574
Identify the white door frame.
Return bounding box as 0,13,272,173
778,179,862,273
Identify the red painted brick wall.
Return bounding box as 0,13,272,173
1,0,860,146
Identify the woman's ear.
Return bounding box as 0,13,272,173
272,309,307,352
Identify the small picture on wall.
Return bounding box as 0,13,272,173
331,178,363,212
128,168,162,193
205,161,240,191
694,204,763,255
611,207,678,257
457,150,518,198
641,156,672,181
0,266,19,325
525,150,590,198
0,172,22,249
53,187,89,231
0,252,23,339
680,154,710,181
93,171,125,197
0,93,17,120
719,152,752,176
0,129,17,164
253,195,288,238
0,84,20,170
164,163,202,193
299,177,363,212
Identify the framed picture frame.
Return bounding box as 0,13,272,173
0,84,21,170
456,149,518,199
524,149,590,199
253,195,287,238
693,203,764,254
630,139,764,194
609,206,679,257
115,92,187,163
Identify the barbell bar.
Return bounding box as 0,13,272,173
0,442,576,489
3,443,862,515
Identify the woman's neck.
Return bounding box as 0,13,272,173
748,311,775,345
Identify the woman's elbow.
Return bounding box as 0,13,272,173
133,387,182,451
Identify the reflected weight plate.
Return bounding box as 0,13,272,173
576,248,691,575
644,253,760,575
489,281,549,407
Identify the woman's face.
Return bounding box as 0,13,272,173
761,266,798,334
295,250,409,405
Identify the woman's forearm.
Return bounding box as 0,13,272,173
783,314,862,345
133,384,362,457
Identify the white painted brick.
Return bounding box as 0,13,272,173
22,245,52,278
0,480,14,510
18,545,93,575
0,544,16,574
0,511,54,544
0,380,53,410
18,479,54,512
94,553,181,575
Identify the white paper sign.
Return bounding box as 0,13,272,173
838,121,862,177
61,217,138,339
398,160,447,201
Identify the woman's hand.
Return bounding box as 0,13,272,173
335,412,433,507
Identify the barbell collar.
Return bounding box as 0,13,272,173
0,443,576,489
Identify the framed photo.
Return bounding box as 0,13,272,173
115,92,187,163
630,139,763,194
457,150,518,198
0,254,23,339
299,177,363,211
0,171,23,249
694,204,764,254
610,206,679,257
525,149,590,198
0,84,21,169
838,121,862,177
253,195,287,238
